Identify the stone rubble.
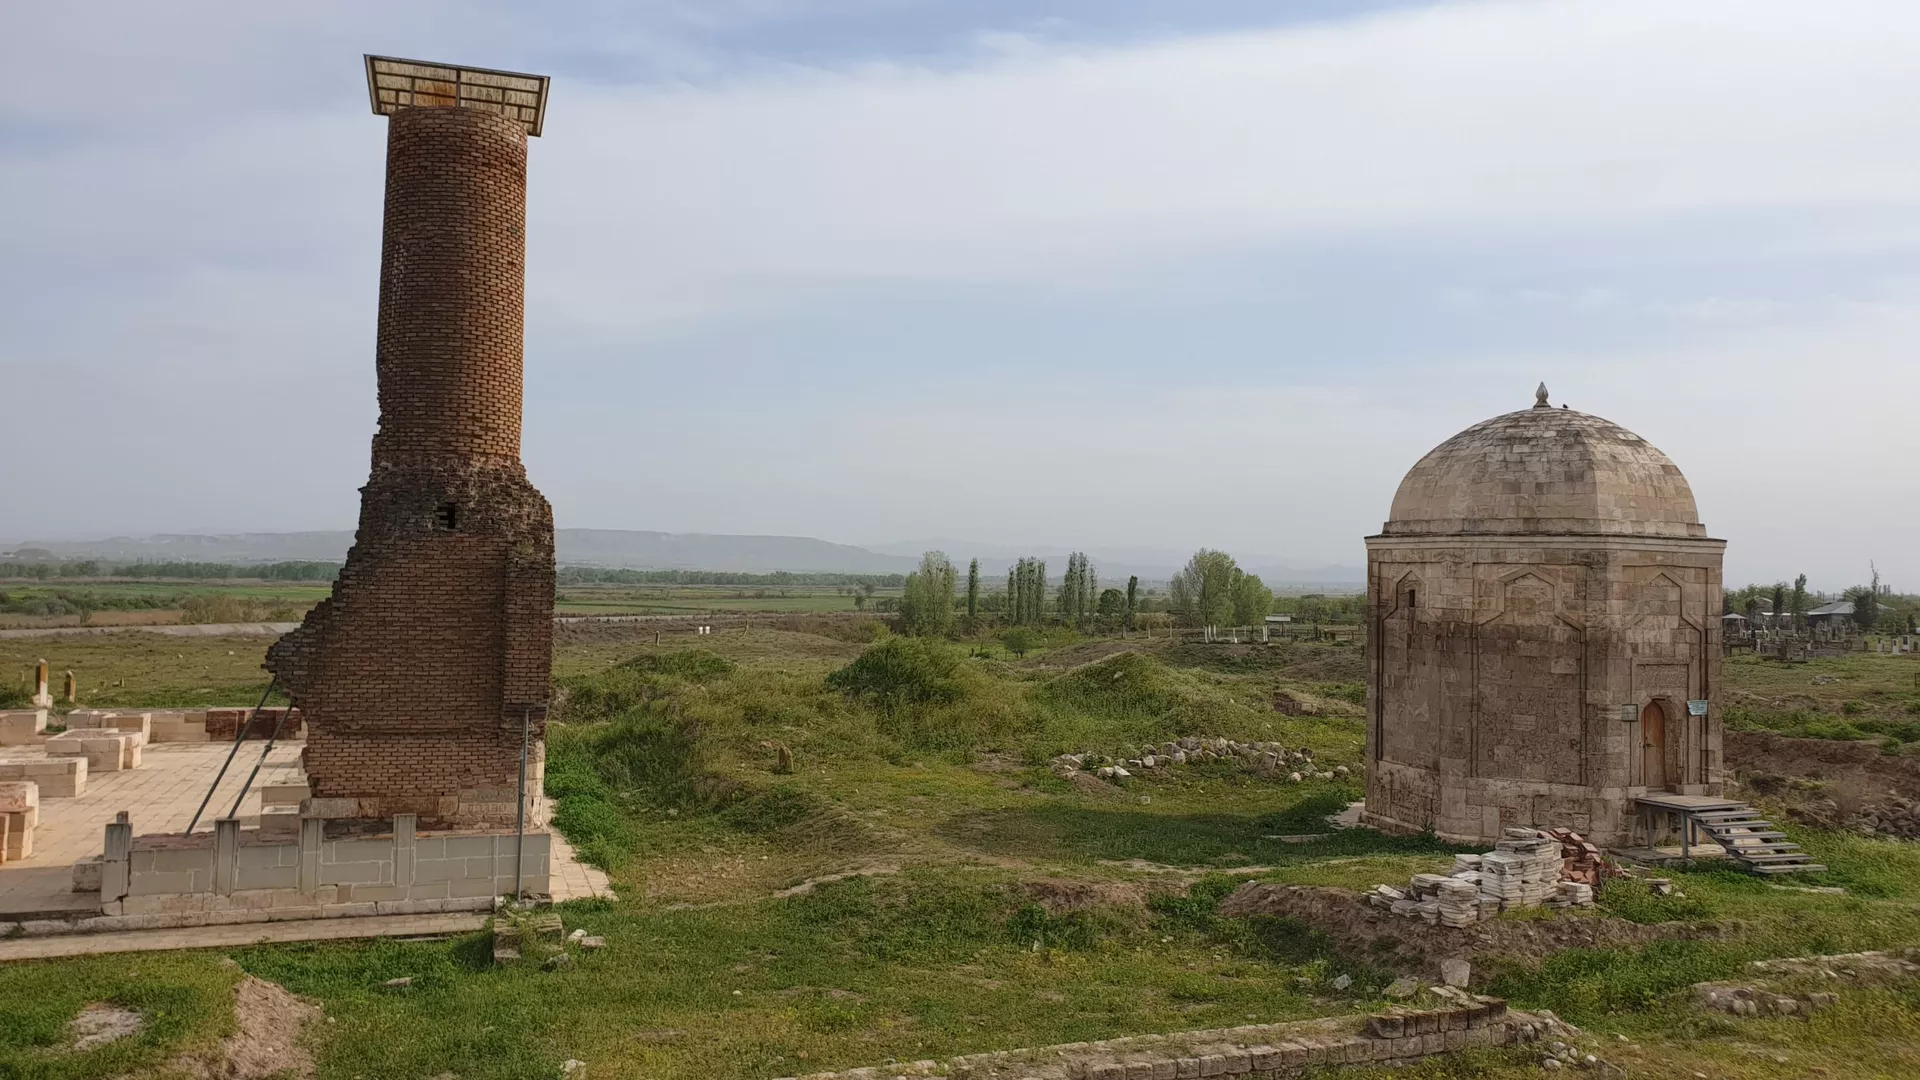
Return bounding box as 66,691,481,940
1052,738,1349,785
1366,828,1598,926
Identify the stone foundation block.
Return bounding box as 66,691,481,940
72,855,102,892
260,783,310,807
0,758,85,798
0,781,38,814
101,713,152,739
0,710,47,745
4,813,31,861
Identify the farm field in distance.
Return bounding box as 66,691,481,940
3,620,1920,1079
0,579,902,629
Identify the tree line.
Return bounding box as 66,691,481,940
556,567,906,588
891,547,1318,638
0,560,341,581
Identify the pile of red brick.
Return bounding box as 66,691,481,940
1546,828,1609,885
204,707,304,741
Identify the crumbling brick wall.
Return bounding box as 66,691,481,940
267,105,553,826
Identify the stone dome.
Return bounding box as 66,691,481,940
1382,387,1704,538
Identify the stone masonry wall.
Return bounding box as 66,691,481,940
266,105,554,827
1364,534,1724,847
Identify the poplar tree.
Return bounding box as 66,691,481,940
1125,575,1139,629
965,559,980,632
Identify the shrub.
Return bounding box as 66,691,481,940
559,649,737,723
1000,628,1037,657
615,649,736,682
825,637,966,709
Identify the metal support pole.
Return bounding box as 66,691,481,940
225,703,296,821
187,676,277,835
514,706,530,902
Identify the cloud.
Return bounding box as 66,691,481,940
532,0,1920,327
2,0,1916,592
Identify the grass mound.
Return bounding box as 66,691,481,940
559,648,741,723
1044,651,1189,717
616,648,737,681
825,637,967,709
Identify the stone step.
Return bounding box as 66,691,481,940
1752,863,1826,875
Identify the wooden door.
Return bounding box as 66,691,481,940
1641,702,1668,790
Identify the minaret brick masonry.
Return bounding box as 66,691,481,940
267,58,555,826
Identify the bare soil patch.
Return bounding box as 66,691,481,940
166,975,319,1080
66,1003,144,1051
1020,878,1161,913
1020,640,1142,669
1218,883,1726,981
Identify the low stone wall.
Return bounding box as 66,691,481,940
79,812,549,929
778,998,1554,1080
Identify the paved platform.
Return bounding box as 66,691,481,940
0,741,612,916
0,742,304,917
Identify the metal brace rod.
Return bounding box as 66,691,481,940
225,701,296,822
186,676,277,834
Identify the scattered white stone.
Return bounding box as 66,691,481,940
568,928,587,942
1440,959,1471,988
580,936,606,949
561,1060,586,1076
383,977,413,988
1331,974,1352,990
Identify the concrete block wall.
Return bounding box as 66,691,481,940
101,813,551,918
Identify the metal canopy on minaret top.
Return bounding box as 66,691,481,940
363,55,551,136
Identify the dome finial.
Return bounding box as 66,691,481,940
1534,382,1550,408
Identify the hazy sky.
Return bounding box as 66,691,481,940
4,0,1916,590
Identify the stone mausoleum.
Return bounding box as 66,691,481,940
268,56,557,828
1363,386,1726,847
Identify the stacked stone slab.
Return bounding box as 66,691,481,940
264,58,556,828
1364,385,1727,846
1478,831,1563,909
1367,828,1595,922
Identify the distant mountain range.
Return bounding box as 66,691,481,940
4,530,1363,587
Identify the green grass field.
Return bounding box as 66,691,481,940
3,628,1920,1079
556,585,892,615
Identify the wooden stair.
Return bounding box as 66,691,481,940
1635,797,1826,875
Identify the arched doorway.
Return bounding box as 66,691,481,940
1641,701,1668,790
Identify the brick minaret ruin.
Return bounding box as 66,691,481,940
267,58,555,827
